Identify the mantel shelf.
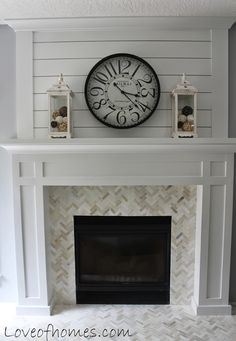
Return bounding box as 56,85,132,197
1,138,236,154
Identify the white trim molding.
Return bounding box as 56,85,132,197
1,138,236,316
191,297,232,316
5,16,236,32
2,138,236,153
211,29,229,137
16,31,33,139
16,305,52,316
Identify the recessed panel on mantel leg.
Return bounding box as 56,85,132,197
20,185,39,299
207,185,225,299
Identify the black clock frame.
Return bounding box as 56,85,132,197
84,53,161,129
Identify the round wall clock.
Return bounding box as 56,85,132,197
84,53,161,129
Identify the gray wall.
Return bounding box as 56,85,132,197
0,25,16,139
229,22,236,302
0,25,17,302
229,22,236,138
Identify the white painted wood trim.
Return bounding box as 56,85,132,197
16,31,33,139
191,297,232,315
221,154,234,302
43,186,53,304
206,185,227,299
5,16,236,32
7,143,235,315
14,166,50,306
194,184,211,305
12,161,27,304
34,176,50,305
1,138,236,153
33,29,212,42
16,305,52,316
211,29,229,137
193,154,234,310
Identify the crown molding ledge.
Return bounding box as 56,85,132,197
4,16,236,32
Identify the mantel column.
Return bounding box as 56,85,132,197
192,157,234,315
13,157,51,315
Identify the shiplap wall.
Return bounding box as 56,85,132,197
33,29,212,138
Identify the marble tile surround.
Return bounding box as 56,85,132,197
48,185,197,305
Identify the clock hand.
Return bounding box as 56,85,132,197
122,90,139,97
124,91,139,97
113,83,138,108
113,82,139,97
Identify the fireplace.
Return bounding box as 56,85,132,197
2,139,235,315
74,215,171,304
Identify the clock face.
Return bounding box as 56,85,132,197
85,53,161,128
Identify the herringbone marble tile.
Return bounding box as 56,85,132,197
1,305,236,341
48,186,196,306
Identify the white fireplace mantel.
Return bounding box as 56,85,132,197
3,137,236,152
1,138,236,316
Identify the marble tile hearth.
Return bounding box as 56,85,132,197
1,305,236,341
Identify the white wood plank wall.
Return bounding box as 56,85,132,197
33,30,212,138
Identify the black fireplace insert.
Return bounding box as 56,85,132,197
74,215,171,304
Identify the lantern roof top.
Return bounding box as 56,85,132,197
47,74,72,93
172,73,198,94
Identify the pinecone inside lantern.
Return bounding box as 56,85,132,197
50,106,68,132
178,106,194,132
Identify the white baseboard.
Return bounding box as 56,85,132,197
16,304,52,316
191,297,232,316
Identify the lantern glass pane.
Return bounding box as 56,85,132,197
49,95,68,134
177,94,194,134
50,95,67,114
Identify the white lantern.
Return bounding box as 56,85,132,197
171,74,198,138
47,74,72,138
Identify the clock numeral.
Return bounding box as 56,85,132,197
135,99,151,113
104,62,118,78
131,64,141,78
129,109,141,123
103,106,116,120
93,71,109,85
109,61,118,75
116,110,127,125
92,98,107,110
89,86,105,96
137,74,153,87
141,88,156,98
118,59,131,75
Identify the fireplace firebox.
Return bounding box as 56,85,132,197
74,215,171,304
